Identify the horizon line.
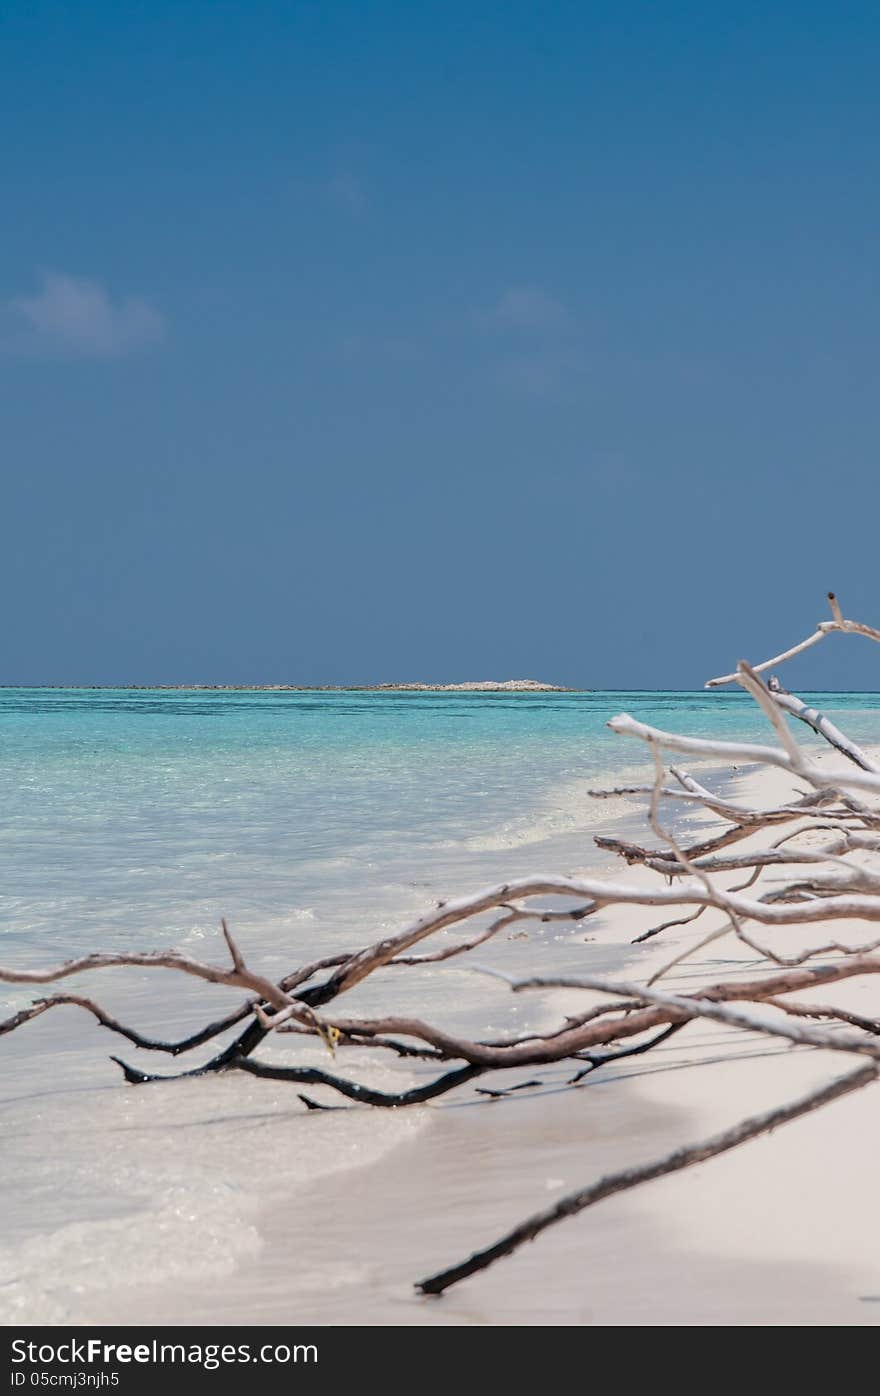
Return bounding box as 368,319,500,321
2,684,880,697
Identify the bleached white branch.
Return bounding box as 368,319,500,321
705,593,880,688
607,712,880,797
767,680,880,773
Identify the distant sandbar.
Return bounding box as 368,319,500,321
8,679,580,692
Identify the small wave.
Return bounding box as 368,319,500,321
451,769,650,853
0,1068,428,1325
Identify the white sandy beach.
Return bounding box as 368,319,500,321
4,752,877,1327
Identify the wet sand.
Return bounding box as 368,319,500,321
70,1042,879,1326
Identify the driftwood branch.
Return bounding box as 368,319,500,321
705,592,880,688
3,589,880,1299
766,677,879,772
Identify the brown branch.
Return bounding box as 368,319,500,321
568,1022,685,1082
0,944,292,1010
0,993,253,1054
276,1023,447,1059
764,997,880,1036
251,955,880,1068
504,968,880,1059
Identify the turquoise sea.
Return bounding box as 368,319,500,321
3,686,880,974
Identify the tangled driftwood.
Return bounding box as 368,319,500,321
2,592,879,1295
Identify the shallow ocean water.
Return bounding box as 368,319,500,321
5,686,880,965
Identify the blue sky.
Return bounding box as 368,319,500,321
2,2,879,687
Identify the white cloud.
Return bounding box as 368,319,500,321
326,172,369,217
8,272,165,357
475,285,583,398
477,285,571,333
